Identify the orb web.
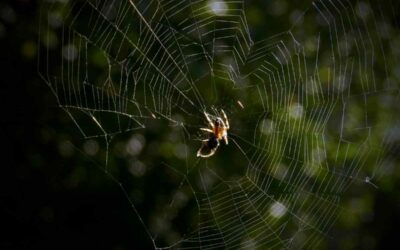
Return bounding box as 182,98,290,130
38,0,400,248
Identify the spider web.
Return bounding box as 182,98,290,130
39,0,400,248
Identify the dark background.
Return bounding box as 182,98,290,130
2,0,400,249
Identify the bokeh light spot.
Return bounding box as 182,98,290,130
208,0,228,16
269,202,287,219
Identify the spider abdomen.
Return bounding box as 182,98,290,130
207,135,219,149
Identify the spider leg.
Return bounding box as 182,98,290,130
197,146,218,158
200,128,214,133
223,135,229,145
204,111,214,128
221,109,229,129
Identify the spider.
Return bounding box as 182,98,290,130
197,109,229,158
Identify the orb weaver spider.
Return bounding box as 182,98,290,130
197,109,229,158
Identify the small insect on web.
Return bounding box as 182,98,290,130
197,109,229,158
